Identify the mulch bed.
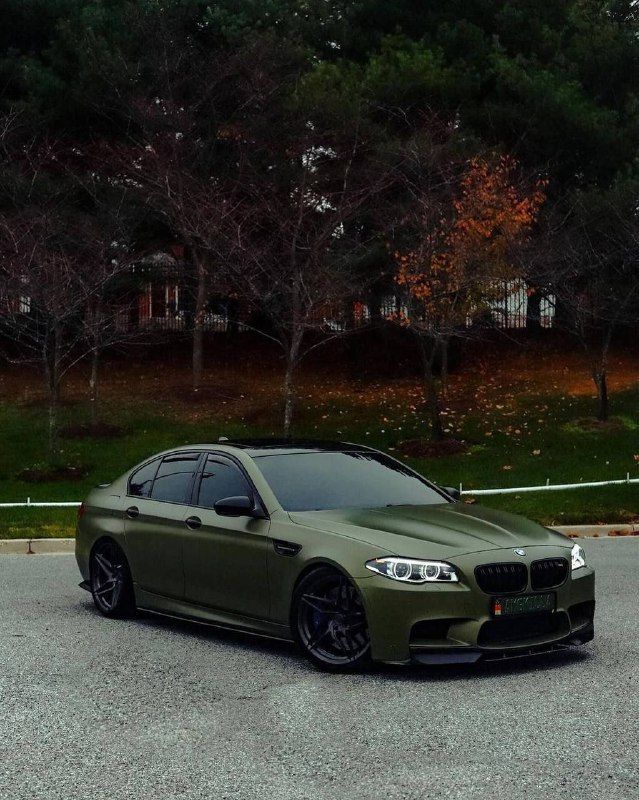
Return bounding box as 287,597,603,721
396,438,470,458
17,464,90,483
18,396,80,409
60,422,125,440
568,416,626,433
168,384,245,403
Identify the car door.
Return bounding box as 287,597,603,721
124,451,203,599
182,453,271,620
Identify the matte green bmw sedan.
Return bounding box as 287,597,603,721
76,439,595,670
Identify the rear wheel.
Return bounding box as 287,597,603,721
90,539,135,617
292,566,371,671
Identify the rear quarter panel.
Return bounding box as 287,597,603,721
75,485,126,581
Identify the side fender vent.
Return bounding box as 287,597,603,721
273,539,301,557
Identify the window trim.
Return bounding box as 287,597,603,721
127,451,205,506
189,450,268,517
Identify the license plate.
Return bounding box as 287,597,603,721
492,592,555,617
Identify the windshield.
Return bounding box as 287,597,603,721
254,451,448,512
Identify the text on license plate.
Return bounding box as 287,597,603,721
492,592,555,616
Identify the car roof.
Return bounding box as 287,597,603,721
215,438,376,457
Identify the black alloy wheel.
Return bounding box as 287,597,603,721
90,539,135,617
292,566,371,671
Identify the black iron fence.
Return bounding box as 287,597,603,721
6,280,556,336
377,282,555,330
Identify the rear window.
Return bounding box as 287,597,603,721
255,451,446,512
128,458,160,498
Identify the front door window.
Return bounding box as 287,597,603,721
196,456,252,509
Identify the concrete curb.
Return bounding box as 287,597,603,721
553,524,639,538
0,537,75,555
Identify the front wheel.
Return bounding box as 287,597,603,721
90,539,135,617
292,566,371,671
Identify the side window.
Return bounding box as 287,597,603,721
151,453,201,504
129,458,160,498
197,456,252,509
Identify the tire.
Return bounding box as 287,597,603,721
89,539,135,617
291,566,371,671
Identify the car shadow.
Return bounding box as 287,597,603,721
76,596,595,680
135,606,299,657
372,647,594,682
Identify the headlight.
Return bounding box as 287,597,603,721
365,557,459,583
571,543,586,571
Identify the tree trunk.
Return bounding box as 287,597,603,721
591,325,613,422
48,391,59,463
526,284,542,333
425,367,444,440
439,338,449,397
552,291,570,331
89,347,100,428
44,326,61,462
593,370,609,422
192,250,207,392
419,337,444,441
283,358,295,438
282,330,303,437
369,284,383,325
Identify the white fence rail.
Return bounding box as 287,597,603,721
460,474,639,496
1,474,638,508
0,499,81,508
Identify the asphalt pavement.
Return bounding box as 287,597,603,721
0,540,637,800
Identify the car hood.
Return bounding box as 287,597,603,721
288,502,570,559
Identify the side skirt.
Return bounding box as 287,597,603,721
135,586,293,643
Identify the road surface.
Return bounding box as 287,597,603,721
0,540,637,800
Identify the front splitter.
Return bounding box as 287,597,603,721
409,623,594,666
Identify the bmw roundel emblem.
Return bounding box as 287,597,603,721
514,548,526,557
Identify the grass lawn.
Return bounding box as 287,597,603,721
1,342,639,537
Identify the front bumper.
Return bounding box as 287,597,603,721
355,546,595,664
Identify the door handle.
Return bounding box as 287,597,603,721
185,515,202,530
126,506,139,519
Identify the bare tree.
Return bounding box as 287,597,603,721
1,211,98,455
77,243,140,428
106,133,233,392
95,27,263,392
215,117,389,434
100,31,389,428
549,184,639,421
71,176,146,427
0,133,140,455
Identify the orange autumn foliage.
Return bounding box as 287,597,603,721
394,155,547,326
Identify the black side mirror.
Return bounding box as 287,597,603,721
214,495,258,517
442,486,461,501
